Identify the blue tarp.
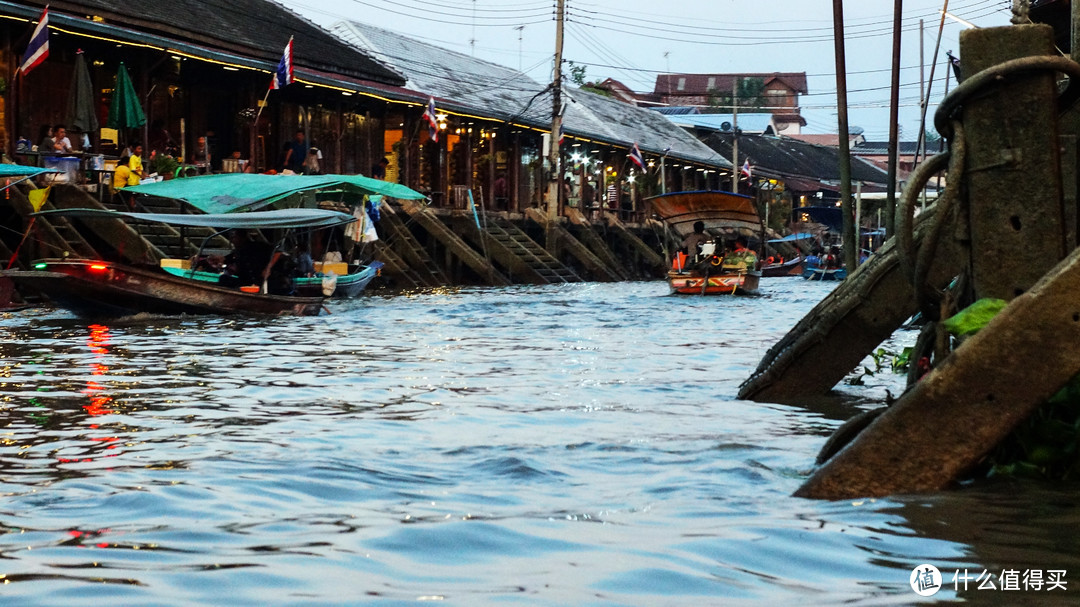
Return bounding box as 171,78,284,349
767,233,814,243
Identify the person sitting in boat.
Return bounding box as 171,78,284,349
221,230,276,288
681,221,711,260
725,236,758,270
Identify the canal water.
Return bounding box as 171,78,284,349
1,280,1078,605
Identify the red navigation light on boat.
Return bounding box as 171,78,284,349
89,264,108,271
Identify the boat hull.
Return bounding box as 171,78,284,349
5,260,325,317
761,256,804,277
293,262,383,298
667,270,761,295
802,266,847,281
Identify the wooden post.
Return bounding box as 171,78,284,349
731,78,739,193
833,0,857,274
885,0,902,238
546,0,565,220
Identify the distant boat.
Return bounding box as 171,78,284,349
802,265,847,281
4,208,358,317
293,261,383,298
801,250,846,281
761,255,804,277
648,190,763,296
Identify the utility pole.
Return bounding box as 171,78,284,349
514,25,524,72
546,0,565,220
731,78,739,192
470,0,477,56
885,0,902,238
833,0,857,273
660,153,667,194
917,17,928,209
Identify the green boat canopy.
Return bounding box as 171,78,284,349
124,173,426,214
0,164,59,177
32,207,357,229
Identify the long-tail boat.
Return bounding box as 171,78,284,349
648,190,763,295
3,208,357,317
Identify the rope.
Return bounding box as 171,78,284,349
913,121,966,319
934,55,1080,140
898,54,1080,318
895,151,948,288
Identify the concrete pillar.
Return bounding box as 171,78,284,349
962,25,1066,300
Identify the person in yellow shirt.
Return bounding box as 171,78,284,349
112,162,131,191
128,143,145,183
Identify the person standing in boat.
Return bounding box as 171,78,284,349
681,221,711,259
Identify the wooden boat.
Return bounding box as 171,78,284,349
3,208,359,317
293,261,383,297
8,259,325,316
649,190,763,296
162,260,384,298
802,265,847,281
668,262,760,295
761,255,804,277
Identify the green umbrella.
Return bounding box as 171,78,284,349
66,50,99,134
107,62,145,130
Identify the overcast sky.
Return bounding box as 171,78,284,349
279,0,1013,141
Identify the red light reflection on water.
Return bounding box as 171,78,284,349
66,528,114,549
59,324,122,464
82,324,114,416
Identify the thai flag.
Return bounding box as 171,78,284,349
424,96,439,143
558,124,565,146
19,6,49,77
629,142,645,170
741,158,752,179
270,37,293,90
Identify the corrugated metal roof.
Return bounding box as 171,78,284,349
12,0,403,85
564,88,731,168
332,20,547,124
704,132,889,186
652,106,701,115
332,19,727,168
853,141,926,155
661,112,776,134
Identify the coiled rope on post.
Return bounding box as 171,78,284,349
897,54,1080,320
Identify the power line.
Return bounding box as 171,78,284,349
280,0,552,27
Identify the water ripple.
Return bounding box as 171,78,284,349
0,280,1074,604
